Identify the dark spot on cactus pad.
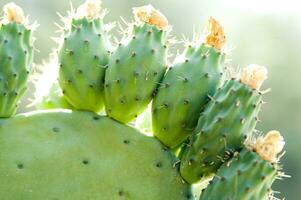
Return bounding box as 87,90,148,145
118,190,124,196
17,163,24,169
82,159,89,165
93,116,100,120
52,127,60,133
156,162,163,168
123,140,130,144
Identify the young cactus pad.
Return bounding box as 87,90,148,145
152,17,226,148
0,3,34,117
104,5,168,123
200,131,285,200
58,0,111,112
180,64,267,183
0,0,287,199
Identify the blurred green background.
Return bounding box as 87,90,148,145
0,0,300,199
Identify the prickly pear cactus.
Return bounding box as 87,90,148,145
0,2,34,117
152,17,226,148
104,5,169,123
0,1,287,200
58,0,112,112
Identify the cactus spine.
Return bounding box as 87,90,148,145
200,131,285,200
180,64,267,183
0,3,34,117
104,5,169,123
152,17,226,148
58,0,111,112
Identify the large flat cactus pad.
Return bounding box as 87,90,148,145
0,110,192,200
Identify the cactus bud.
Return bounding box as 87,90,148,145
76,0,102,19
133,5,169,30
205,17,226,50
240,64,268,90
2,2,25,24
253,130,285,163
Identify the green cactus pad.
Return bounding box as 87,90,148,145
58,17,111,112
0,110,193,200
200,148,277,200
152,44,225,148
180,79,262,183
104,24,167,123
0,23,34,117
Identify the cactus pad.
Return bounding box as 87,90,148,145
0,110,192,200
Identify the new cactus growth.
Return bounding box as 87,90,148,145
180,64,267,183
152,17,226,148
0,1,287,199
104,5,168,123
0,3,34,117
58,0,112,112
200,131,285,200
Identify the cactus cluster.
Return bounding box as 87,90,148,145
0,1,287,199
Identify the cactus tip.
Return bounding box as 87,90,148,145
205,17,226,50
240,64,268,90
76,0,102,19
133,5,169,31
253,130,285,163
2,2,25,24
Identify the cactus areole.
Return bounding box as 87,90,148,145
0,1,286,200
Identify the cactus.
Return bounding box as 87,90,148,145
152,17,226,148
180,64,267,184
0,110,192,199
0,1,287,199
200,131,285,200
104,5,168,123
58,0,112,112
0,3,34,117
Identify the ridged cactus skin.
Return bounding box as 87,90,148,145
200,148,277,200
0,110,193,200
104,23,167,123
0,23,33,117
152,44,225,148
58,16,111,112
180,79,262,183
